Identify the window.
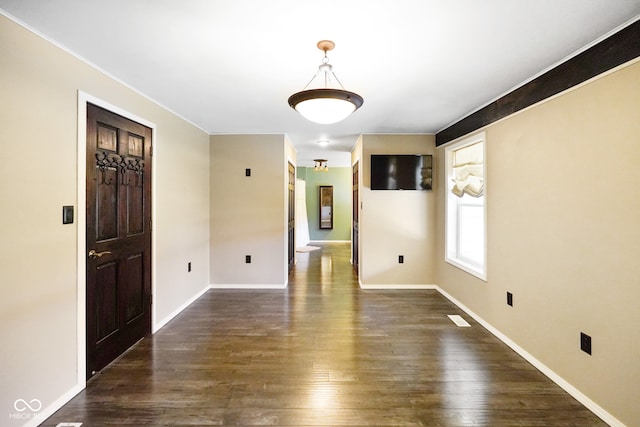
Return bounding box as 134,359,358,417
445,132,486,280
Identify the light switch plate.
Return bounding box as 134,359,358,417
62,206,74,224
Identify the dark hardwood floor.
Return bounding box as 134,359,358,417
43,242,606,426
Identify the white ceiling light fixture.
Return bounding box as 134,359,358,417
317,139,330,146
288,40,364,125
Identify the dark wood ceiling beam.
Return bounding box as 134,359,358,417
436,19,640,146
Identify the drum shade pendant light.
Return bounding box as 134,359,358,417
288,40,363,124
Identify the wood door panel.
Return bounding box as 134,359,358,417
127,134,144,157
87,103,152,378
125,253,144,323
97,124,118,152
96,165,119,241
126,170,144,235
95,261,119,343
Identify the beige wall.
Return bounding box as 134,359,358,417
435,59,640,425
0,15,210,426
210,134,290,287
358,134,437,287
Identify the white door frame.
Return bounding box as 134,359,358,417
76,91,157,386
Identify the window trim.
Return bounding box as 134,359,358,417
444,132,487,281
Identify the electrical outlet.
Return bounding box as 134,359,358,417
245,255,251,264
398,255,404,264
580,332,592,355
188,262,191,272
507,292,513,306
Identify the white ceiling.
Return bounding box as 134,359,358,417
1,0,639,166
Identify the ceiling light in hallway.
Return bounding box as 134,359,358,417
313,159,329,172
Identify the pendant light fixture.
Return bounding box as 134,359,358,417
288,40,363,124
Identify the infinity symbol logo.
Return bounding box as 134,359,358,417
14,399,42,412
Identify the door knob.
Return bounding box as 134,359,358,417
88,249,112,259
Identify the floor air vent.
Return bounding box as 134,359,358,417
447,314,471,327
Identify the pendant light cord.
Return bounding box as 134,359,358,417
301,50,346,91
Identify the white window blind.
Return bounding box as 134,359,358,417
451,142,484,198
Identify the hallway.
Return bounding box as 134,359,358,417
43,242,605,426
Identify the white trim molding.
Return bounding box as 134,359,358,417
153,285,211,333
209,284,288,290
359,284,438,290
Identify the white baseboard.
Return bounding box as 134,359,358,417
22,383,85,427
309,240,351,243
436,286,623,427
153,285,210,333
209,283,287,289
359,283,438,290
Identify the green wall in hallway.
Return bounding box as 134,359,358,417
301,167,351,241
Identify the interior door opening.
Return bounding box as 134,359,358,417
86,103,152,378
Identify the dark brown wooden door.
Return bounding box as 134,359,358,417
86,104,152,379
352,161,359,273
287,162,295,272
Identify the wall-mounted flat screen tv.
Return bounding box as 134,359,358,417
370,154,432,190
